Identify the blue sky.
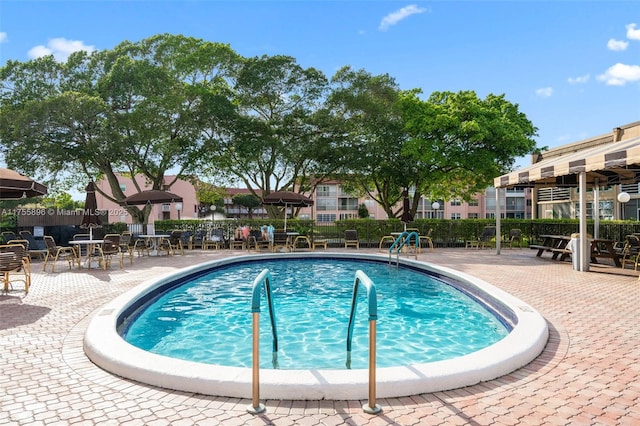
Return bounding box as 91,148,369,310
1,0,639,169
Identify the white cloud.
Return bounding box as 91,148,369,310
567,74,590,84
607,38,628,51
0,32,7,43
379,4,428,31
597,63,640,86
535,87,553,97
27,37,96,62
626,23,640,40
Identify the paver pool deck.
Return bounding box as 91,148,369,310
1,246,638,425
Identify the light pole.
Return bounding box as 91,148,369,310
617,191,630,220
431,202,440,219
175,202,183,220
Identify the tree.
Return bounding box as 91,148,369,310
44,193,83,211
399,90,538,209
324,68,538,218
232,193,262,219
323,66,414,218
0,34,238,226
358,203,370,219
198,54,337,219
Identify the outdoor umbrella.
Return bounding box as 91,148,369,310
0,167,48,199
400,188,414,230
120,190,183,206
79,181,102,240
120,189,183,234
262,190,314,231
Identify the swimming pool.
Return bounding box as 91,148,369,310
121,258,510,369
84,253,548,400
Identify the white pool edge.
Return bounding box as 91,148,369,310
83,253,549,400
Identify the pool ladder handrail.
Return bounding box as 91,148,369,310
345,270,382,414
247,269,278,414
388,230,419,265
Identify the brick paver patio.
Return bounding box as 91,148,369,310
1,246,638,425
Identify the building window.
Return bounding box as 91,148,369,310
338,185,355,196
468,198,479,206
450,200,461,206
338,197,358,210
339,213,358,220
316,198,337,211
317,185,337,197
317,214,336,223
450,213,461,220
468,213,479,219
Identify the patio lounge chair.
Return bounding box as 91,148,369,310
203,228,226,250
230,226,251,250
0,243,30,294
119,231,135,264
132,234,150,257
466,226,496,249
1,231,18,243
419,228,434,253
621,234,640,270
344,230,359,249
248,230,272,252
43,236,77,272
158,230,184,255
97,234,124,269
18,230,48,260
508,228,522,249
188,230,207,250
272,232,290,252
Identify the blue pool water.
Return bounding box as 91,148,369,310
121,258,510,370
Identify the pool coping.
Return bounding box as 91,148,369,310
83,252,549,400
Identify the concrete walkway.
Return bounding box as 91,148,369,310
1,246,638,425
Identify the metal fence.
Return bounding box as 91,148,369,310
4,218,637,247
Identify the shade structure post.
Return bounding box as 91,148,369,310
495,187,501,255
284,203,288,232
579,171,589,272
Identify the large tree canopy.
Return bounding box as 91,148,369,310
323,66,414,218
400,90,538,205
1,33,538,222
0,34,237,224
197,54,339,218
323,68,538,217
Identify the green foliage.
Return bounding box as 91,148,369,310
0,213,18,231
358,203,370,218
232,193,261,218
1,34,539,224
399,90,538,202
44,193,83,210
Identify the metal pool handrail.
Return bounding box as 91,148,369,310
346,270,382,414
388,230,419,264
247,268,278,414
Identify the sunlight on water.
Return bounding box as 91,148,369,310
123,259,509,369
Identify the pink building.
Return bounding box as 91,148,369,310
95,174,531,225
95,175,198,225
